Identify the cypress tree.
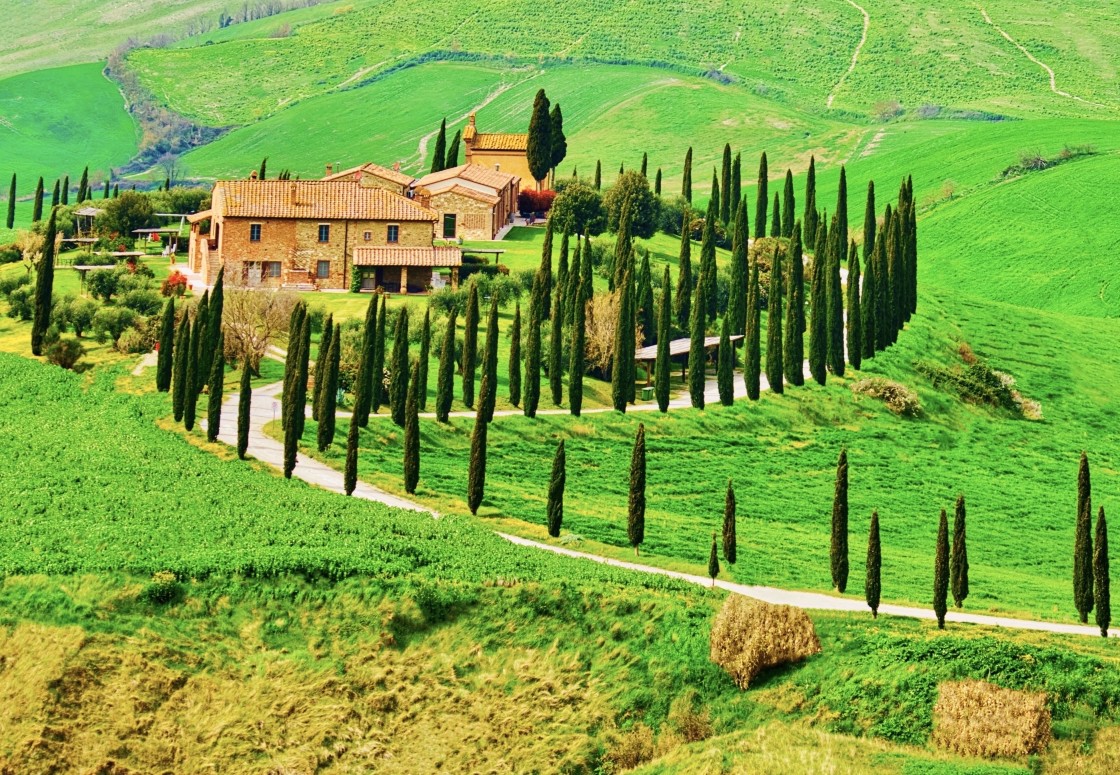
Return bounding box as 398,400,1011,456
831,449,849,593
435,309,457,422
526,89,552,186
317,324,341,450
467,409,488,514
885,206,900,342
951,494,969,608
1075,451,1095,623
61,175,69,206
549,288,563,406
700,200,718,322
860,238,877,361
547,440,566,538
462,279,479,408
550,103,567,173
581,233,594,309
770,191,781,237
1095,506,1110,637
184,312,201,431
873,231,890,352
594,160,601,190
156,298,175,391
419,306,431,410
354,294,378,426
826,220,845,376
371,295,387,413
258,157,267,180
908,189,918,317
753,152,768,240
674,212,693,329
283,317,303,478
237,359,251,459
846,241,862,371
687,281,706,409
720,144,732,224
294,314,312,439
708,533,720,587
481,296,499,422
731,152,742,218
509,303,522,407
723,479,737,565
193,291,209,398
283,399,299,478
565,237,581,324
640,151,648,178
32,177,43,222
834,166,849,268
568,277,586,416
103,179,109,200
31,207,57,356
172,315,189,422
728,199,749,336
782,169,795,237
745,255,761,400
390,308,409,427
5,174,14,230
654,167,662,196
312,313,334,422
766,246,784,394
863,180,876,265
654,265,671,412
682,147,693,202
344,411,360,496
934,508,950,628
206,331,226,443
198,269,224,388
717,314,733,405
619,163,624,177
808,219,828,385
427,118,444,174
558,228,570,308
803,156,818,247
525,272,542,418
628,423,646,556
445,129,461,168
50,179,60,209
636,249,655,343
541,217,555,310
113,184,118,198
709,170,720,236
78,167,89,201
866,511,881,618
784,223,805,386
403,358,421,493
611,264,634,412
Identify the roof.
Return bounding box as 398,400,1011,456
430,185,500,205
471,132,528,152
353,246,462,268
74,206,104,217
213,180,437,222
187,209,213,223
324,162,415,187
414,163,518,192
634,335,743,361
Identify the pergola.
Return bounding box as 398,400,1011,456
634,334,744,384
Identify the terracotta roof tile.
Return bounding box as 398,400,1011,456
214,180,436,221
471,132,528,151
414,163,517,191
324,162,415,187
353,246,462,267
432,185,500,205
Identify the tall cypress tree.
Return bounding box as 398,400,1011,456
745,256,761,400
720,144,732,224
655,265,671,412
156,298,175,391
1075,451,1094,623
636,250,654,346
846,241,862,371
192,292,209,399
549,287,564,406
389,308,409,427
50,179,60,209
481,296,499,422
687,281,706,409
682,147,693,202
467,409,488,514
866,511,881,618
640,151,648,178
509,303,522,407
708,533,720,586
826,219,845,376
728,199,749,336
808,220,828,385
654,167,662,195
418,306,431,410
717,315,733,405
558,229,570,309
723,479,737,565
371,295,387,413
435,309,456,422
766,246,784,394
541,217,556,311
403,358,421,493
200,268,224,388
934,508,950,628
430,119,447,174
784,223,805,386
354,295,378,426
831,449,849,593
526,89,552,187
30,207,57,356
206,331,226,443
860,238,877,360
172,315,189,422
32,177,43,222
753,152,768,240
525,272,542,418
61,175,69,206
312,313,335,422
184,311,201,431
78,166,89,201
951,494,969,608
863,180,876,266
317,324,341,450
445,129,461,169
731,152,742,218
834,166,849,268
708,170,720,238
872,231,890,352
237,359,251,459
782,169,795,237
294,315,312,439
581,233,594,310
344,411,360,496
628,423,647,556
803,156,818,248
462,279,479,408
547,440,566,538
550,103,567,173
103,179,109,200
611,264,634,412
568,276,585,416
700,200,718,322
770,191,781,237
1095,506,1110,638
594,160,601,190
674,212,693,329
5,174,14,230
565,237,581,324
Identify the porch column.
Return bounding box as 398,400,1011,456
400,265,409,295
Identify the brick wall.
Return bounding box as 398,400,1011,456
429,190,497,241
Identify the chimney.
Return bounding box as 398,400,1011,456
289,183,298,206
249,170,258,181
325,163,333,177
393,161,401,172
416,188,431,209
469,113,476,128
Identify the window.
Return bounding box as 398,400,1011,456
443,214,457,239
249,223,261,242
318,224,330,243
386,224,399,243
265,261,282,278
363,230,372,242
316,260,330,279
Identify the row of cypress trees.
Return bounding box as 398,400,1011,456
1074,452,1111,636
8,167,117,228
166,268,226,442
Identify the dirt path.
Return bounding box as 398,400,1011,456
826,0,870,109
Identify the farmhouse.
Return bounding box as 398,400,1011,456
462,112,533,185
187,178,462,293
322,161,413,196
412,163,520,241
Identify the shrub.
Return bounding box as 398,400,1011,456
116,326,151,354
0,244,20,264
5,286,33,320
667,689,713,743
916,356,1027,414
161,270,189,297
65,297,99,337
92,306,138,344
851,377,922,417
45,338,85,370
119,288,163,316
429,286,466,316
0,272,29,298
932,680,1051,758
710,595,821,689
604,723,654,771
141,570,184,605
86,268,121,302
517,188,556,214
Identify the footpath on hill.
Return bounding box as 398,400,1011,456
196,359,1116,640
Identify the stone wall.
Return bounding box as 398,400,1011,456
429,190,497,241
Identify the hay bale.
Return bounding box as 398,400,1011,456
932,680,1051,758
709,595,821,689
